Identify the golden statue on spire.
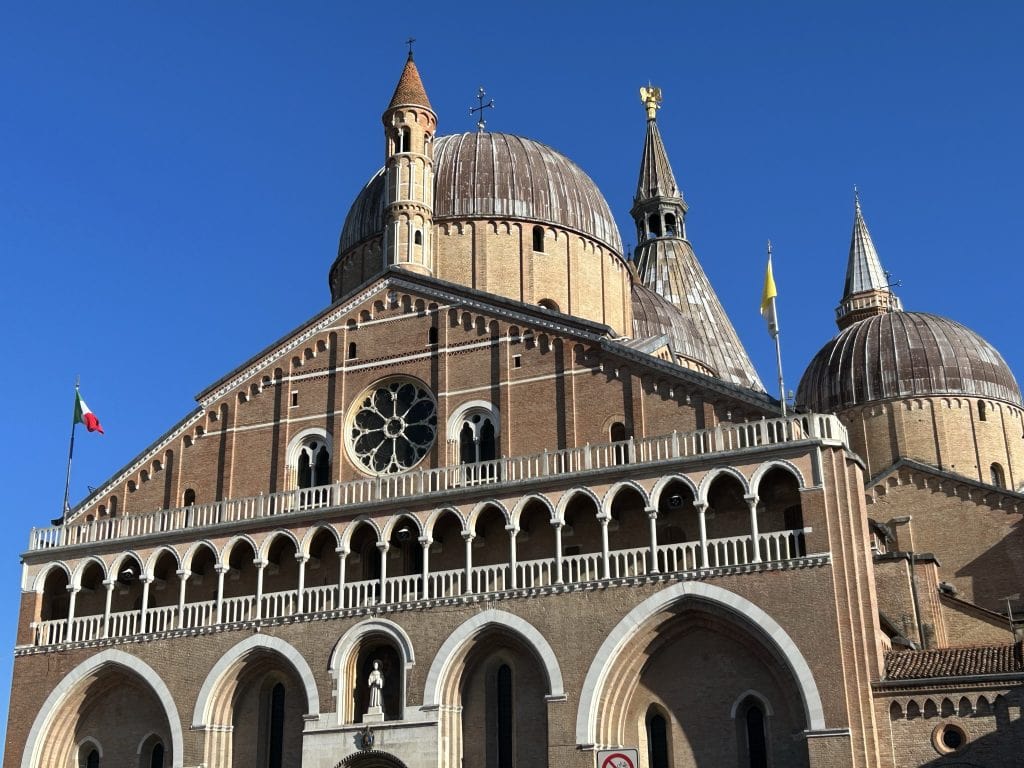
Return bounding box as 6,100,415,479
640,85,662,120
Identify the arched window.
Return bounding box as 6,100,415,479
734,696,769,768
348,341,357,360
87,750,100,768
647,711,669,768
532,225,545,252
183,488,196,507
268,684,284,768
458,414,498,464
664,212,677,236
414,230,423,246
150,743,164,768
610,421,629,465
978,401,987,421
428,326,438,345
398,127,411,153
991,462,1006,488
496,664,514,768
648,213,662,237
451,404,500,484
297,439,331,489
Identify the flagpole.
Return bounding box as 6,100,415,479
61,376,80,525
772,292,787,417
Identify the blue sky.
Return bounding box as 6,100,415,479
2,1,1023,749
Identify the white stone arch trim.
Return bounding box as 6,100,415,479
136,731,166,756
286,426,334,468
109,550,146,581
33,561,73,592
467,500,510,530
69,557,109,589
601,480,651,517
301,523,342,556
259,528,303,560
697,467,750,504
446,399,501,440
180,539,221,571
574,581,826,746
511,493,557,526
144,546,182,579
422,609,564,707
21,648,185,768
649,474,699,510
749,460,807,494
729,689,776,718
380,512,425,542
328,618,416,724
340,515,384,549
220,533,260,564
555,486,602,523
192,633,320,728
424,506,467,538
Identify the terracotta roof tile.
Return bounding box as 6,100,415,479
387,55,432,111
885,642,1024,680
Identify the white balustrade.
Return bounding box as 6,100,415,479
33,415,847,550
31,529,810,647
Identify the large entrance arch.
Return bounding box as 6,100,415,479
335,751,410,768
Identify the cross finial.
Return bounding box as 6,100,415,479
469,87,495,132
405,37,416,59
853,184,860,211
767,239,773,258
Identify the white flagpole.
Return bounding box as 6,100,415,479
61,376,80,524
767,242,787,417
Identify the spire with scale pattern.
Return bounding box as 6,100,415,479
835,189,902,330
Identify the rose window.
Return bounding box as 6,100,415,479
348,378,437,474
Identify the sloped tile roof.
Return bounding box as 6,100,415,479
885,642,1024,680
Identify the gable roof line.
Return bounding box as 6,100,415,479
866,457,1024,506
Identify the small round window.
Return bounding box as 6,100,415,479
932,723,967,754
347,378,437,474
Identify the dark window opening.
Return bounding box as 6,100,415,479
86,749,100,768
745,704,768,768
268,682,285,768
648,213,663,237
497,664,514,768
648,713,669,768
978,401,987,421
991,462,1006,488
183,488,196,507
428,326,438,345
480,419,497,462
290,391,299,407
398,128,411,153
459,422,476,465
414,230,423,246
665,213,677,236
532,225,545,252
348,342,357,360
150,743,165,768
610,421,630,465
298,440,331,489
513,355,522,368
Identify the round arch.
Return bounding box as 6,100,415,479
301,523,342,556
144,547,181,579
511,494,557,526
219,534,260,564
33,561,72,592
601,480,650,517
698,467,750,504
555,487,602,523
335,750,410,768
446,399,501,441
192,633,320,728
70,558,109,589
259,528,302,560
424,506,466,538
180,539,221,571
467,500,510,529
380,512,425,541
749,460,807,495
328,618,417,725
423,609,564,707
649,474,699,510
21,649,184,768
340,515,383,550
575,581,826,746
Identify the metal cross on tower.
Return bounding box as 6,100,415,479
470,87,495,132
405,37,415,58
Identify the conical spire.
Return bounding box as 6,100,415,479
631,86,763,392
387,51,433,112
836,190,902,330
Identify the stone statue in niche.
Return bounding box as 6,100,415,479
365,659,385,722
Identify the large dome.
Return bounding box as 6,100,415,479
797,312,1022,412
338,132,623,255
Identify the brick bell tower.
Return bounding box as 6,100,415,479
381,46,437,276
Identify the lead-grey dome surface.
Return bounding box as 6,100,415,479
797,311,1022,412
339,132,623,255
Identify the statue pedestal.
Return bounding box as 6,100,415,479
364,706,384,723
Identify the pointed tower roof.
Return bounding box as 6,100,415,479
836,191,902,329
630,86,763,392
387,52,433,112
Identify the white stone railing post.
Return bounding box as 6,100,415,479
376,543,389,605
506,525,519,589
598,516,611,579
175,569,189,629
101,580,114,639
462,532,474,594
745,495,762,564
215,564,228,624
695,502,709,568
295,553,309,613
646,507,659,574
139,575,153,633
336,547,349,609
253,559,267,620
65,585,80,642
553,521,564,584
419,537,432,599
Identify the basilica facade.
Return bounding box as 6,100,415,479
5,53,1023,768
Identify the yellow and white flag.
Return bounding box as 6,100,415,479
760,248,779,338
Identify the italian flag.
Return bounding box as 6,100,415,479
74,391,104,434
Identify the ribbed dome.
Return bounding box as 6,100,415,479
797,312,1022,412
632,281,764,391
338,132,622,255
